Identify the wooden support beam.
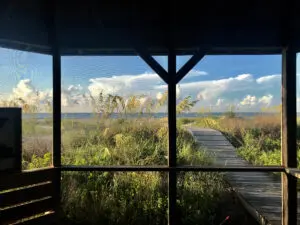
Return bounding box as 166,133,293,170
285,168,300,179
0,168,55,191
168,49,177,225
175,51,205,83
52,45,61,169
1,197,54,223
281,47,297,225
60,165,285,172
134,45,169,84
0,182,55,208
51,0,61,216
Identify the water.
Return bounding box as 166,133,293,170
22,112,278,120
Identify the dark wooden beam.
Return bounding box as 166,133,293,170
285,168,300,179
1,197,54,223
168,49,177,225
281,47,297,225
50,0,61,216
52,45,61,169
16,212,56,225
0,182,54,208
0,168,55,191
60,165,285,172
134,45,169,84
175,51,206,83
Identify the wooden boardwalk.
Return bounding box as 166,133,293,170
187,127,300,225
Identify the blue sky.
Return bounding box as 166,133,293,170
0,47,298,112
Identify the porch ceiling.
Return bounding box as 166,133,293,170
0,0,298,55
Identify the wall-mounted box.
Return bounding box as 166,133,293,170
0,108,21,172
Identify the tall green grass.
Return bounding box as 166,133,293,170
15,93,258,224
189,114,300,168
22,118,246,225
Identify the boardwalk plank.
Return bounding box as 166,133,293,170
188,127,300,225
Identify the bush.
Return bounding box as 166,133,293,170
177,118,195,127
193,115,300,171
23,118,231,225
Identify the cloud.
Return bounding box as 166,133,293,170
256,74,281,84
87,72,280,109
239,94,274,108
2,79,89,110
187,69,208,77
1,70,283,112
185,74,253,101
240,95,257,106
10,79,52,105
61,84,88,107
216,98,224,106
68,84,83,92
12,79,36,98
156,73,254,101
88,73,163,98
258,94,273,106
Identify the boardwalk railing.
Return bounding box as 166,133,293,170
285,168,300,179
0,168,57,225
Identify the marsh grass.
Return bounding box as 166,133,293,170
3,93,258,225
186,113,300,171
21,117,247,225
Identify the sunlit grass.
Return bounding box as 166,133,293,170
21,117,235,225
3,94,257,224
187,112,300,170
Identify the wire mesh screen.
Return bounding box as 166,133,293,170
60,56,169,166
0,47,53,170
1,49,296,224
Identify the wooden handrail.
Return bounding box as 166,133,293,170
285,168,300,179
61,165,285,172
0,167,56,192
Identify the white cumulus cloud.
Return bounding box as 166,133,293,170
3,79,89,110
10,79,52,105
187,69,208,77
88,73,163,98
240,95,257,106
258,94,273,106
256,74,281,84
1,70,284,112
193,74,253,101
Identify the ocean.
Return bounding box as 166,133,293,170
22,112,279,120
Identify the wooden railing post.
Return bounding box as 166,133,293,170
281,47,297,225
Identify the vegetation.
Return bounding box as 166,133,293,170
21,118,244,225
184,111,300,169
6,93,256,225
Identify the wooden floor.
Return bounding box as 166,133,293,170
187,127,300,225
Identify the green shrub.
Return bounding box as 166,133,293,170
23,118,229,225
27,152,52,169
177,118,195,127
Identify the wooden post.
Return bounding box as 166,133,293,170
51,1,61,215
176,51,205,83
53,47,61,169
135,46,169,84
281,47,297,225
168,49,177,225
